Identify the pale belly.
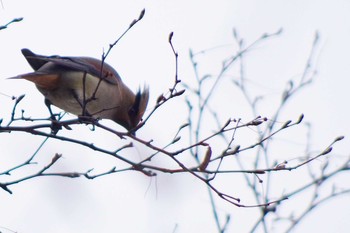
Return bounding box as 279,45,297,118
37,72,121,120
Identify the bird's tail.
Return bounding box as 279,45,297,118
8,73,60,90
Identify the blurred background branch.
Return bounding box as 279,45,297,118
0,8,349,233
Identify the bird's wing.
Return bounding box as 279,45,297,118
22,48,50,71
21,49,122,85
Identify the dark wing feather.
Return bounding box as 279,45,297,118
22,48,49,70
21,49,122,85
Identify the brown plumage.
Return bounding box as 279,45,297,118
11,48,149,131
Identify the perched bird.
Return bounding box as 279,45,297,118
11,48,149,131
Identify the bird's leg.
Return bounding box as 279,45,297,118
44,98,62,134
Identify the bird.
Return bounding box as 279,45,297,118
10,48,149,132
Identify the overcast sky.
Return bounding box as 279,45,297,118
1,1,350,233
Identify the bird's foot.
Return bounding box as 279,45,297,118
78,115,98,125
50,119,62,135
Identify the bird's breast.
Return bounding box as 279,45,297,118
40,71,122,119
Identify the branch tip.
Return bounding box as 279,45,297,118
168,31,174,43
15,94,25,104
297,114,304,123
282,120,292,128
172,136,181,144
334,136,345,142
323,147,333,155
139,8,146,20
13,17,24,23
51,153,62,163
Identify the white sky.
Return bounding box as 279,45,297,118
1,0,350,233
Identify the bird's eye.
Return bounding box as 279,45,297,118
128,107,137,117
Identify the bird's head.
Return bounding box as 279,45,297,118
118,86,149,133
